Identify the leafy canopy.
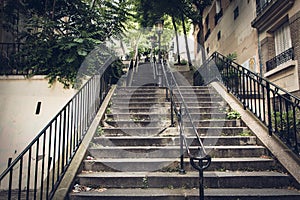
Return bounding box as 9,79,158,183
3,0,130,87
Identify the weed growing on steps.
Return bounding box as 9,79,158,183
105,107,111,114
226,110,241,120
239,130,253,136
95,126,104,136
142,176,149,189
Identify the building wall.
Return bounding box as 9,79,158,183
0,76,76,174
290,10,300,92
202,0,260,73
254,0,300,94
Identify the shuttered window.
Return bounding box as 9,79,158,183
274,22,292,55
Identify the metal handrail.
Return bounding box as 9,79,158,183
160,60,211,200
0,57,117,199
266,47,294,72
196,51,299,156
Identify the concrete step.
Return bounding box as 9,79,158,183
172,92,219,98
92,136,257,146
82,157,275,172
69,188,300,200
111,101,222,107
113,92,166,97
112,96,223,103
104,119,244,128
101,127,247,136
110,107,169,113
105,113,228,120
104,120,167,128
88,145,267,158
174,96,223,102
109,106,226,114
76,171,293,189
116,87,162,91
111,97,166,103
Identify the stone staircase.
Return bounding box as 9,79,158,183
69,84,300,199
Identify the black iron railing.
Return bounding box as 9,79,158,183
160,60,211,200
266,47,295,72
195,51,299,156
0,43,32,75
0,58,116,199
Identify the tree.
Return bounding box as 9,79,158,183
134,0,211,66
189,0,212,61
2,0,130,87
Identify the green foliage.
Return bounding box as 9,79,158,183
227,110,241,120
180,59,188,65
3,0,129,88
142,176,149,189
239,130,252,136
95,126,104,137
226,52,237,62
272,111,300,132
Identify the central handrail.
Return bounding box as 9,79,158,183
160,60,211,200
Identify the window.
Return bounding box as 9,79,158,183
274,22,292,55
205,14,209,29
234,7,239,20
215,0,223,25
216,0,222,14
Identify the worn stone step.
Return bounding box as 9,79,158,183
174,97,223,103
104,119,244,128
112,96,223,103
69,188,300,200
113,93,166,98
111,101,222,108
104,120,167,128
105,113,169,121
115,91,161,96
110,107,169,113
82,157,275,172
112,97,166,103
88,145,267,158
172,92,219,98
102,127,247,136
92,136,257,147
105,113,228,120
76,171,293,189
117,86,161,90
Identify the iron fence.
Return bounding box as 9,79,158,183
0,43,31,75
0,60,115,199
266,47,294,72
195,51,299,156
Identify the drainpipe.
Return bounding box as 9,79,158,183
257,29,263,77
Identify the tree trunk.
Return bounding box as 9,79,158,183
172,15,181,64
197,22,206,65
181,13,192,67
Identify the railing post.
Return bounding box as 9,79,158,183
179,105,186,175
266,82,273,136
242,69,247,110
7,157,12,200
170,89,174,127
198,159,204,200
